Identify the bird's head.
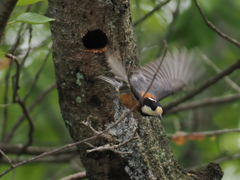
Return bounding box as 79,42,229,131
141,97,163,120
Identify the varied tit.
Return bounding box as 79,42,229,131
98,48,200,120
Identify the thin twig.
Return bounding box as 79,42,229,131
134,0,171,27
16,100,35,155
215,153,240,164
0,143,77,156
1,22,25,141
165,93,240,114
187,153,240,170
9,55,21,103
194,0,240,48
23,49,52,102
60,172,86,180
86,136,138,154
1,62,13,141
4,82,56,143
5,53,35,154
0,104,11,108
0,42,169,178
9,23,25,54
0,149,14,168
201,53,240,93
141,40,168,104
81,117,121,142
167,128,240,139
0,155,76,164
20,25,32,67
163,59,240,111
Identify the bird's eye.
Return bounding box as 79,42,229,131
148,97,156,101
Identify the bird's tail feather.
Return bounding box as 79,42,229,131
105,51,129,83
97,75,122,89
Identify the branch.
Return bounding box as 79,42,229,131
0,143,77,156
9,55,21,103
163,59,240,111
187,153,240,171
0,155,76,164
1,60,13,141
20,25,32,68
201,53,240,93
6,53,35,154
165,93,240,114
215,153,240,164
141,40,167,105
1,22,26,141
23,49,52,102
0,104,11,108
8,5,31,54
4,82,56,143
194,0,240,48
0,149,14,168
0,0,18,42
168,128,240,139
60,172,86,180
134,0,170,27
16,100,35,154
86,136,138,154
168,128,240,145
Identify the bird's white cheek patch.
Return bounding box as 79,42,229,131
141,105,157,116
156,107,163,114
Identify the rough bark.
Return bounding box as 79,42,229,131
46,0,204,179
0,0,18,43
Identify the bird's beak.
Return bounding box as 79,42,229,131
157,114,163,121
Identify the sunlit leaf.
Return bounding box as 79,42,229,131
15,13,55,24
16,0,45,6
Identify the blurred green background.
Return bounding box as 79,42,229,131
0,0,240,179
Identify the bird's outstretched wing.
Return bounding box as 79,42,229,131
130,48,201,101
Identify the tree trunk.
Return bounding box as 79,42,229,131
0,0,18,42
46,0,202,179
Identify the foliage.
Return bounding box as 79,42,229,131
16,0,46,6
15,12,55,24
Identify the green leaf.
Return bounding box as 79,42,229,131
16,0,45,6
15,13,55,24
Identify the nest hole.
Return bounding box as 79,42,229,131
83,29,107,53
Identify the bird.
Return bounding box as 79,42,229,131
98,48,200,120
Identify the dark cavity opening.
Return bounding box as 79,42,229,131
83,30,107,49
